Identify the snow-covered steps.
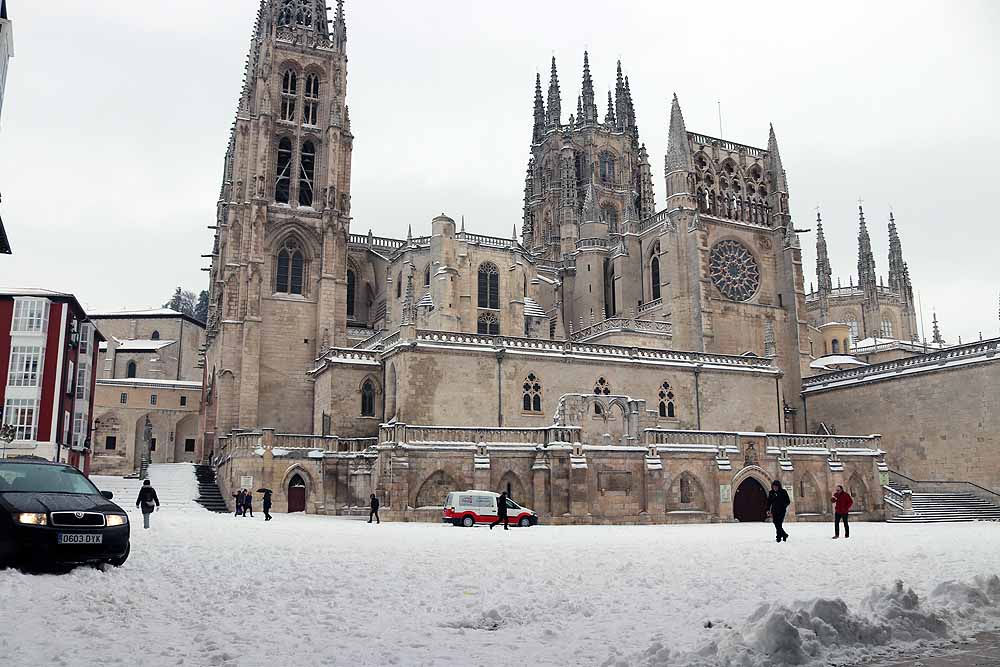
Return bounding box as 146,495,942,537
91,463,209,512
888,492,1000,523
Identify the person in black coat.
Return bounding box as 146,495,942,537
135,480,160,530
490,491,510,531
765,480,791,543
262,489,273,522
242,489,253,518
233,489,245,517
368,494,380,524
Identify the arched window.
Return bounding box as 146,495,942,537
680,475,692,504
396,272,402,299
126,361,137,378
303,74,320,126
477,312,499,335
658,381,675,418
594,377,611,396
346,269,356,318
424,265,431,287
650,255,661,301
361,379,376,417
275,137,293,204
847,319,860,343
281,70,297,122
298,141,315,206
881,319,894,338
599,153,615,183
601,204,619,232
477,262,499,309
831,339,840,354
843,338,849,353
522,373,542,413
150,330,160,341
275,237,305,295
278,0,317,30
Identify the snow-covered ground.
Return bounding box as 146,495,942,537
1,511,999,667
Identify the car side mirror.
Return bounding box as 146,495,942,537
101,490,114,500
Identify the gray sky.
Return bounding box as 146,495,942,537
1,1,998,343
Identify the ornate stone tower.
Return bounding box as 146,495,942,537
202,0,353,445
814,211,833,321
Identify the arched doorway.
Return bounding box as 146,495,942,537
287,474,306,513
733,477,768,522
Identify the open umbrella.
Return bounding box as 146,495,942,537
257,488,272,494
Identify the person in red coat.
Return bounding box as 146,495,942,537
831,485,853,538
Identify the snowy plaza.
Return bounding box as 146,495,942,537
1,472,999,667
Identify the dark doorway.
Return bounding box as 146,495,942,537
288,474,306,513
733,478,768,522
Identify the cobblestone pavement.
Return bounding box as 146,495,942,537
864,631,1000,666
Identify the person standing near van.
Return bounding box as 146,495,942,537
831,485,853,538
135,479,160,530
368,494,380,524
490,491,510,531
765,480,791,543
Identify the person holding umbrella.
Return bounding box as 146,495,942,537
258,488,273,521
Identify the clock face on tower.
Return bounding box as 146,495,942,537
709,240,760,302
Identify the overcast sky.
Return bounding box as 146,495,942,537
1,1,997,342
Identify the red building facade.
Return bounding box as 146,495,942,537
0,289,102,472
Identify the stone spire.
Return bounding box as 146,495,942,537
332,0,347,51
401,264,416,326
605,91,617,126
857,203,879,305
532,72,546,143
581,183,599,223
614,61,626,132
623,76,638,140
637,143,656,218
931,311,944,345
546,56,561,128
576,95,583,127
815,210,833,294
887,211,913,305
664,93,690,172
580,51,597,124
767,124,788,197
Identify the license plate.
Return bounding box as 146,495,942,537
58,533,103,545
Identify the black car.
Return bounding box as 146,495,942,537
0,459,130,569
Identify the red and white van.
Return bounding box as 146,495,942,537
442,490,539,527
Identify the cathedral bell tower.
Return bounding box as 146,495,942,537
203,0,354,440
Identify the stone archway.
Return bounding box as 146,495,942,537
497,470,526,505
733,477,768,522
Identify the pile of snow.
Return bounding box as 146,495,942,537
0,516,997,666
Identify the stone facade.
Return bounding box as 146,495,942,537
803,339,1000,494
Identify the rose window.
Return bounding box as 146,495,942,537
709,240,760,302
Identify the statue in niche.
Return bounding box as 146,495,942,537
247,268,261,317
744,442,758,467
326,185,337,210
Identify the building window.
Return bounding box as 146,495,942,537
72,411,86,448
278,0,318,30
66,361,75,396
522,373,542,413
881,319,894,338
680,475,692,504
847,320,860,343
361,379,376,417
599,152,615,183
424,265,431,287
2,399,38,441
322,412,332,436
150,394,157,406
281,69,297,122
185,438,196,453
7,346,43,387
75,363,88,400
831,339,840,354
304,74,320,126
477,312,499,335
657,381,675,418
12,298,49,333
594,377,611,396
298,140,316,206
477,262,499,309
601,204,618,233
347,269,356,319
180,396,188,407
275,137,293,204
120,393,128,405
151,330,160,341
150,438,156,452
105,435,117,450
79,324,91,355
275,237,305,295
650,256,661,301
396,273,402,299
126,361,137,378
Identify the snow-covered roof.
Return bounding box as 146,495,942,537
96,378,202,390
809,355,868,371
114,338,175,352
90,308,185,318
524,297,546,318
417,291,434,309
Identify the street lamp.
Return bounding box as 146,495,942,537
0,423,15,460
142,416,153,469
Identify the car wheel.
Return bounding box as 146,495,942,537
461,515,475,528
107,542,130,568
518,516,531,528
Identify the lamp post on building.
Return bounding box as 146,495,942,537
0,423,15,459
142,416,153,474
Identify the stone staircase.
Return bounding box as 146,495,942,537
194,464,230,513
886,484,1000,523
91,463,209,513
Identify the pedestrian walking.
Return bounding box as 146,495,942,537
831,485,853,539
765,480,791,543
261,489,273,521
242,489,253,518
489,491,510,530
233,489,245,517
368,493,380,524
135,479,160,530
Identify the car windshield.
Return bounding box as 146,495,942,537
0,463,101,495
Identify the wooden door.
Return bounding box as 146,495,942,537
288,484,306,513
733,478,767,522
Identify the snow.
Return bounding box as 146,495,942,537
1,514,999,666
